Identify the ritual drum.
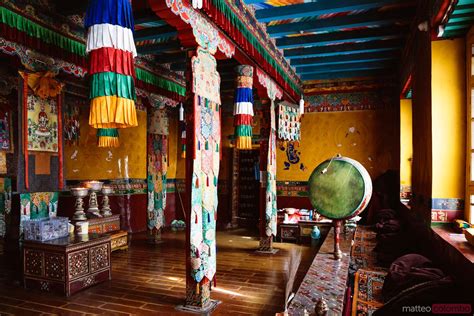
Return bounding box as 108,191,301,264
308,156,372,220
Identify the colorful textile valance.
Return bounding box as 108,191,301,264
136,67,186,97
278,101,301,141
85,0,138,147
234,65,254,150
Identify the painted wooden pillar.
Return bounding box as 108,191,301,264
183,49,213,308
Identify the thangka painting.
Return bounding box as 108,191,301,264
189,47,221,286
27,93,59,152
0,110,12,151
266,102,277,236
278,102,301,141
147,134,168,235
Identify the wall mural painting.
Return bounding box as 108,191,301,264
279,140,307,172
27,93,59,152
189,47,221,297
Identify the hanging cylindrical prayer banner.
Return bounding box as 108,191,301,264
233,65,254,150
85,0,138,147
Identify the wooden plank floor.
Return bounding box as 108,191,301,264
0,229,318,316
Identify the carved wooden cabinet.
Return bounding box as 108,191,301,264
23,234,111,296
88,214,121,234
87,214,128,252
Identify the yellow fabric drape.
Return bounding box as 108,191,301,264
89,95,138,129
98,136,120,148
19,71,64,99
235,136,252,149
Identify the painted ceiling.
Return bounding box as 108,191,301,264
244,0,417,86
442,0,474,38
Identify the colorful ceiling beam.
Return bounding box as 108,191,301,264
284,39,402,59
441,0,474,38
276,26,406,49
296,60,393,75
267,9,411,37
255,0,410,23
291,51,399,67
301,69,394,81
246,0,416,84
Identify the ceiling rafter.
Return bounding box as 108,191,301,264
256,0,413,23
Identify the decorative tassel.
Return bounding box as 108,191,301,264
196,283,200,294
207,212,211,223
299,95,305,116
97,128,120,148
195,212,198,224
214,211,217,221
214,176,217,186
195,177,199,188
206,176,209,187
205,141,209,150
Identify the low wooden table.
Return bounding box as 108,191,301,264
23,234,111,297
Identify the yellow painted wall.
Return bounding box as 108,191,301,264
167,114,178,179
277,109,399,182
65,109,147,180
431,38,466,199
400,99,413,187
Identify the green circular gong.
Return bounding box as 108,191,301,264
308,156,372,220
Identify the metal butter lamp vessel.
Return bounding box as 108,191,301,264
83,181,103,218
70,187,89,221
100,185,114,217
308,155,372,259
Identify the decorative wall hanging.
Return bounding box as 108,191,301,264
257,70,282,245
149,107,169,136
19,72,64,190
64,96,83,145
233,65,254,150
85,0,138,147
0,110,12,151
256,68,283,101
0,178,11,238
192,48,221,104
147,134,168,243
278,101,301,141
26,93,59,152
189,47,221,291
265,101,277,237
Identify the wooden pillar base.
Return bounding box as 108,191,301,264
256,236,279,254
180,278,219,313
147,229,163,245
